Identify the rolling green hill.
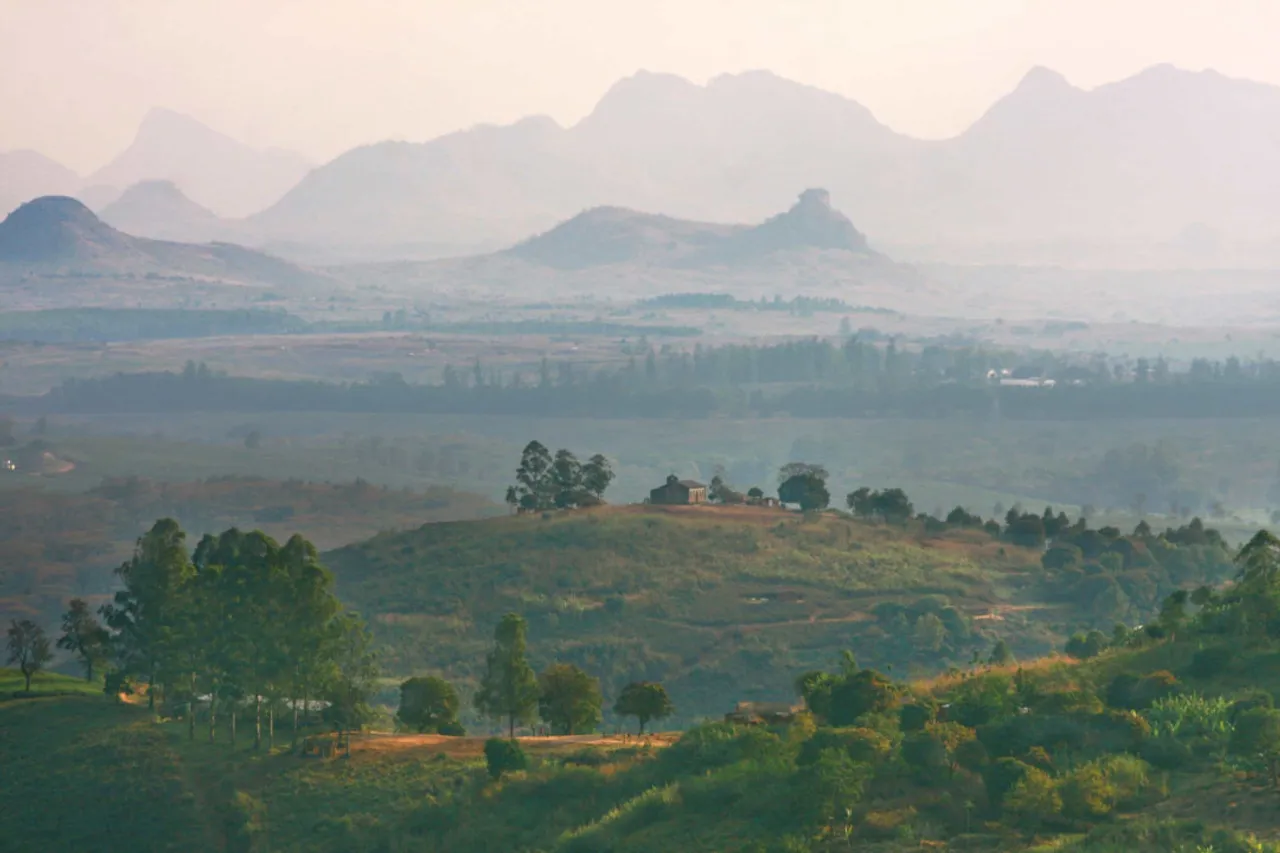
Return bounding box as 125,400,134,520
326,505,1055,719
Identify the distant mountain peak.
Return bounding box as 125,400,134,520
738,188,871,255
0,195,133,263
1015,65,1074,92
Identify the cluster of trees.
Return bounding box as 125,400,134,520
399,613,673,740
504,441,615,512
73,519,375,748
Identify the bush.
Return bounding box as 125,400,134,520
1065,630,1108,660
1061,762,1115,819
1003,766,1061,828
899,701,936,732
1188,645,1235,678
484,738,527,779
983,757,1032,808
798,727,891,767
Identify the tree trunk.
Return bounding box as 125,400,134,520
254,694,262,751
189,672,197,741
86,658,94,683
269,706,275,750
509,713,515,739
209,696,217,743
23,667,32,692
231,709,237,745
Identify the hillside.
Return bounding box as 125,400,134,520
99,180,225,243
326,505,1050,717
9,621,1280,852
0,475,498,626
0,196,333,291
508,188,876,270
248,65,1280,264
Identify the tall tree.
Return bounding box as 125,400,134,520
101,519,194,708
475,613,539,737
551,449,583,508
510,441,555,511
57,598,109,682
538,663,603,735
6,619,52,692
323,613,379,757
613,681,674,734
581,454,615,501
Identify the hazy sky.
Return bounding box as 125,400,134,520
4,0,1280,173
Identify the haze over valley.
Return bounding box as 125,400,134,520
9,4,1280,851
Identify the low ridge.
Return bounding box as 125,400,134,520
507,188,876,270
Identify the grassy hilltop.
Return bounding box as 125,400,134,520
328,505,1058,718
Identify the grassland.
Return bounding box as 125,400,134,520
326,504,1054,720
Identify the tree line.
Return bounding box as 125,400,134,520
32,343,1280,421
5,519,378,749
397,612,673,742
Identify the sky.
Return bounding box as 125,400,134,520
4,0,1280,173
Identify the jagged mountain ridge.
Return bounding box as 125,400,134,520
251,64,1280,263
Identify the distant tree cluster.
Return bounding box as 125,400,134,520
505,441,614,512
93,519,376,749
418,612,672,746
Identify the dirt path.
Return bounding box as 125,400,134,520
349,731,677,759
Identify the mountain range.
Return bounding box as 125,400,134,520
0,108,311,221
6,65,1280,265
246,64,1280,264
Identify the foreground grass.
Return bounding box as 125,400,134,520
0,666,101,698
0,696,213,852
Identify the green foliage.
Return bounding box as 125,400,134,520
613,681,674,734
537,663,603,735
483,737,528,779
778,472,829,511
56,598,110,682
1229,707,1280,786
397,675,461,733
899,701,936,732
1065,630,1109,660
1145,693,1231,742
846,487,914,523
475,613,539,736
796,727,891,767
1003,765,1062,828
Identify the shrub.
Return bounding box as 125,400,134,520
1188,645,1235,678
1229,689,1275,723
899,701,936,732
1061,762,1116,819
983,757,1032,807
484,738,527,779
1003,767,1061,828
798,727,891,767
901,731,949,776
1130,671,1179,709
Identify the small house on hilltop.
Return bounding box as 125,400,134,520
650,474,707,505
